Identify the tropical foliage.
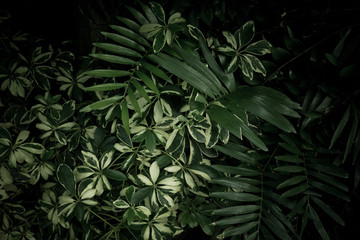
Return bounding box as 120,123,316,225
0,1,359,240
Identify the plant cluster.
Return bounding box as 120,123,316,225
1,1,359,240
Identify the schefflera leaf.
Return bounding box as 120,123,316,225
57,164,76,195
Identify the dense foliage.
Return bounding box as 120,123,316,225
1,1,359,239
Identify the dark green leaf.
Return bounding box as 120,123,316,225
116,16,141,31
141,62,172,83
213,213,258,226
57,164,76,194
100,32,146,52
277,175,306,189
153,30,166,53
121,101,130,136
210,192,260,201
235,21,255,49
195,213,214,236
329,105,350,149
150,2,165,23
89,53,136,65
309,205,330,240
274,166,305,173
109,24,151,47
214,142,257,165
103,169,127,181
262,212,292,240
145,130,156,152
80,96,121,112
311,196,345,226
125,5,150,25
211,177,261,192
135,71,160,95
280,184,307,198
93,42,141,58
217,221,258,239
127,87,142,117
148,53,217,98
130,187,153,204
245,40,272,55
206,104,268,151
83,83,127,91
213,205,260,216
131,78,151,102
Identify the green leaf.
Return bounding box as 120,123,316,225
109,24,151,47
195,28,236,92
57,164,76,195
212,165,260,176
195,213,214,236
150,2,165,23
187,126,206,143
103,169,127,181
309,205,330,240
277,175,306,189
309,180,350,202
173,45,227,95
213,205,260,216
83,83,127,91
206,104,268,151
235,21,255,49
344,107,358,163
82,151,100,169
0,125,12,142
213,213,258,226
211,177,261,193
93,42,141,58
275,155,303,163
145,130,156,153
141,62,172,83
121,100,130,136
311,196,345,226
225,55,239,74
245,40,272,55
307,163,348,178
80,96,121,112
130,187,153,204
243,54,266,76
329,105,351,149
240,56,254,80
153,30,166,53
280,184,307,198
274,166,305,173
127,87,142,117
100,32,146,52
210,192,260,201
217,221,258,239
116,16,141,32
223,31,237,49
214,142,257,165
262,212,292,240
125,5,150,25
121,153,137,171
148,53,217,98
19,143,45,154
131,78,151,102
89,53,136,65
113,198,130,209
116,124,133,148
135,71,160,95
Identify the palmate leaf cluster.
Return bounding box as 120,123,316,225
0,1,359,240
